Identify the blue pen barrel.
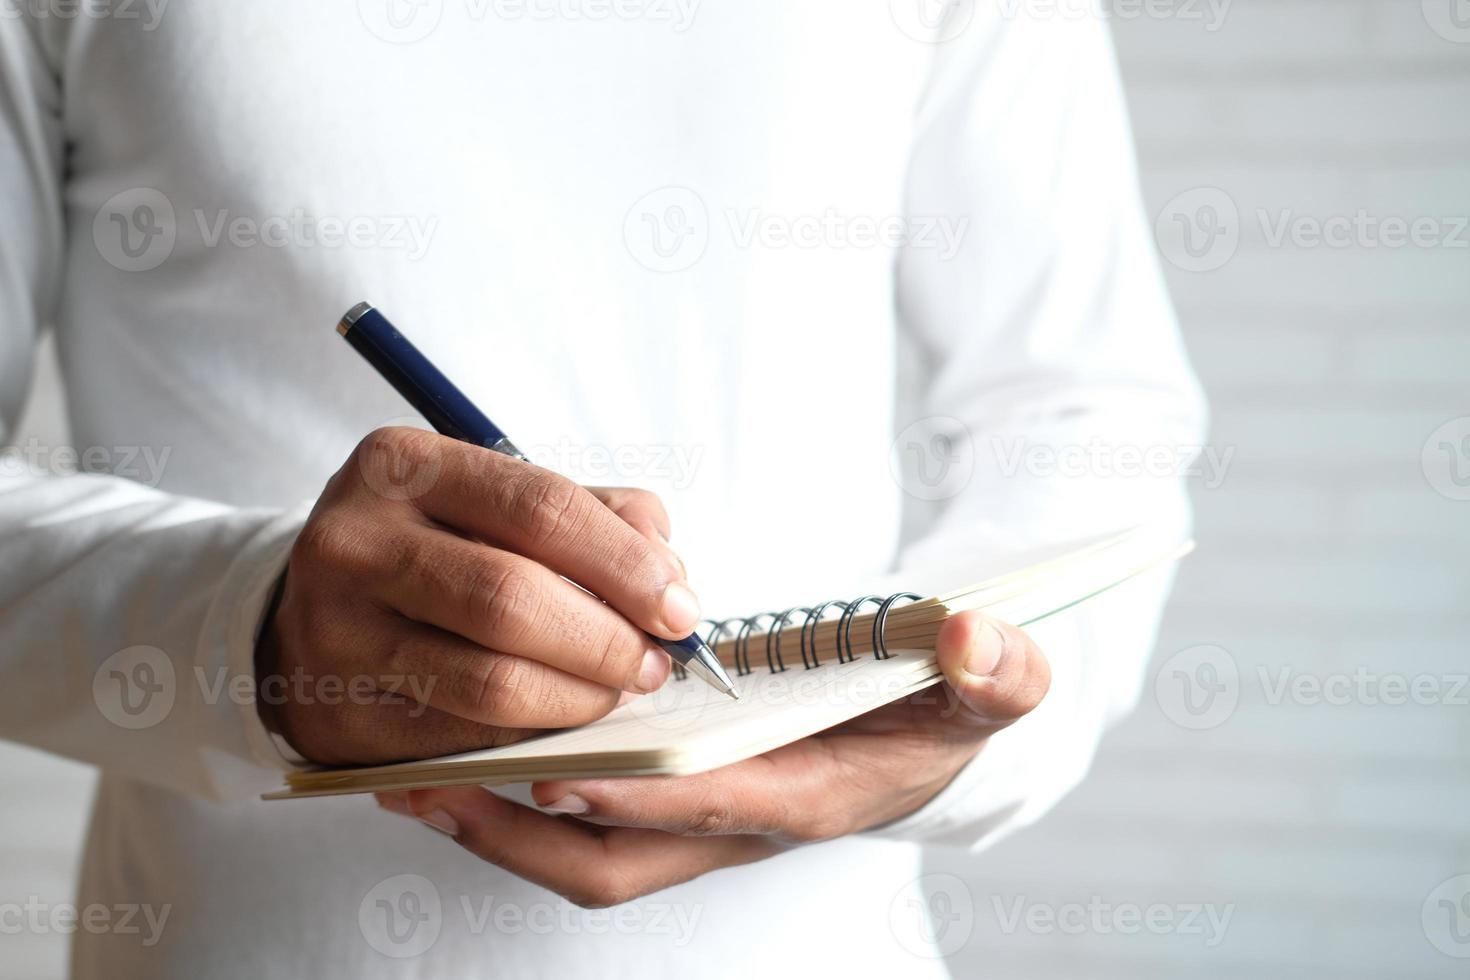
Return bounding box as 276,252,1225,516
338,303,509,450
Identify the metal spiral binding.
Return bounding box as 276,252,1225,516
670,592,923,681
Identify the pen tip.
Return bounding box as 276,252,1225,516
679,645,739,700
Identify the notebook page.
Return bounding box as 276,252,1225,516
270,650,942,797
267,527,1191,799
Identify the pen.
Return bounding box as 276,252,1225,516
335,301,739,701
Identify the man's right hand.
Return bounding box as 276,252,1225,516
256,427,699,765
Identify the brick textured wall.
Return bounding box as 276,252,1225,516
945,1,1470,977
3,2,1466,976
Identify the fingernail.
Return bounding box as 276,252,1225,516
544,794,589,815
636,649,670,692
376,793,412,816
660,581,701,634
418,808,459,836
964,621,1006,677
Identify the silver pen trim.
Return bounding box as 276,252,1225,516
338,301,373,335
489,436,528,461
681,647,739,700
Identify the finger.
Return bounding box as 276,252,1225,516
388,432,699,640
371,524,671,694
528,745,878,843
587,486,670,543
588,486,685,579
272,688,534,767
379,786,779,908
317,604,627,727
934,613,1051,730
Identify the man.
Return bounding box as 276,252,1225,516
0,2,1203,976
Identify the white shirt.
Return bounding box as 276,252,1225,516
0,3,1203,976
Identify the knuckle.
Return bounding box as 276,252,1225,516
510,473,584,549
569,868,641,909
536,679,619,727
682,788,736,836
471,654,535,723
295,515,373,573
354,427,446,502
790,812,844,844
377,632,426,691
357,426,429,465
685,807,731,837
611,531,662,581
565,890,608,911
277,700,355,766
586,622,637,687
389,529,433,570
466,558,540,647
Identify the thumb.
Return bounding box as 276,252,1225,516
935,612,1051,730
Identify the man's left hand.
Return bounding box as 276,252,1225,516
375,611,1050,908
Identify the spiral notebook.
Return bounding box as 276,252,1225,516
265,527,1190,800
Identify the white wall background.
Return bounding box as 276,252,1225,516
3,1,1467,976
944,1,1470,977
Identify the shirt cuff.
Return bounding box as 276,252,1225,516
862,714,1036,849
192,500,314,800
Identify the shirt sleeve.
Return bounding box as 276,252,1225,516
867,9,1207,847
0,15,304,802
